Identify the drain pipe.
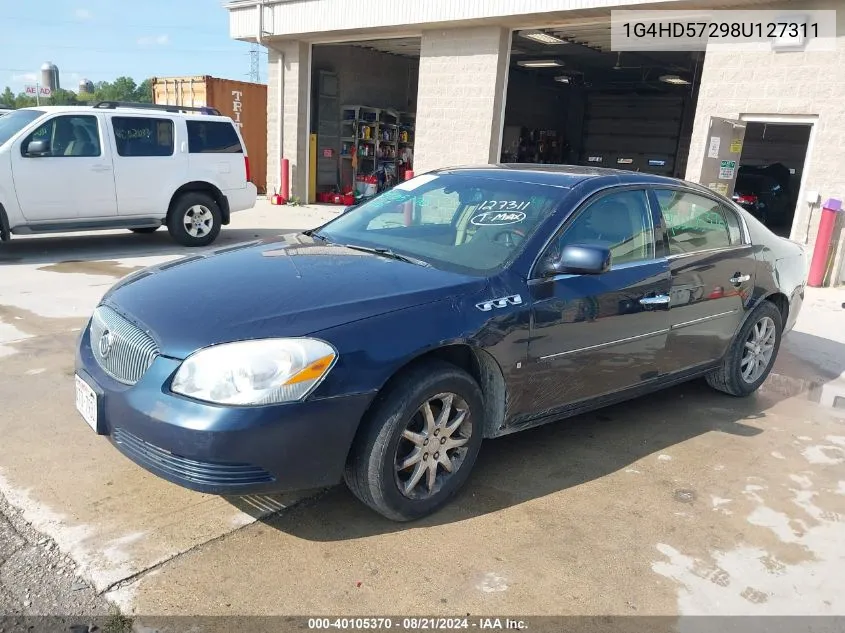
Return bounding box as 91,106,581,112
256,0,285,198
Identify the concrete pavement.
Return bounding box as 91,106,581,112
0,202,843,620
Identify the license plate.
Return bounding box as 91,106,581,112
75,374,99,432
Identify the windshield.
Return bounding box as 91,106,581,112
316,173,564,275
0,109,44,147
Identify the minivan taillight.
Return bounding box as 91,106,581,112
244,156,251,182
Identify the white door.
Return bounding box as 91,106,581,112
11,113,117,221
108,114,185,217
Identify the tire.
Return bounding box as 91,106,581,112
129,227,159,234
166,192,222,247
705,300,783,397
344,360,485,521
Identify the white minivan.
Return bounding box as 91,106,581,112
0,101,257,247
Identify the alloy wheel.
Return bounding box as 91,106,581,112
394,392,473,499
183,205,214,238
741,315,776,383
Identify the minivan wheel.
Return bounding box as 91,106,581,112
129,227,159,234
344,360,484,522
705,301,783,397
167,193,222,247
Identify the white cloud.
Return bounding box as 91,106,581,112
136,34,169,47
74,8,92,20
11,73,38,84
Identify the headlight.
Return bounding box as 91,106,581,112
171,338,337,406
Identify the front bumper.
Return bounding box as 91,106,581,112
75,326,375,495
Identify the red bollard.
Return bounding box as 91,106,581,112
808,198,842,287
280,158,290,204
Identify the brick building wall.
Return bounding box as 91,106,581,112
414,26,510,175
685,0,845,285
267,41,310,200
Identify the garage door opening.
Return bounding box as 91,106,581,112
501,27,703,178
310,38,419,204
733,122,812,238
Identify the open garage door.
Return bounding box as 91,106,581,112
501,23,703,179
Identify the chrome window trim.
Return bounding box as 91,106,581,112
527,256,667,286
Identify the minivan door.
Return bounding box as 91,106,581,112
11,113,117,222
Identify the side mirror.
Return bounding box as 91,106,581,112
542,244,611,276
25,140,50,157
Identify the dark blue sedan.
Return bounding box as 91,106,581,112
75,166,807,521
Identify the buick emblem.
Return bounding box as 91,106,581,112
99,330,114,359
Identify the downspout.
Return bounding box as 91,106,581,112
256,0,285,196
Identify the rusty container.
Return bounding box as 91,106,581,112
152,76,267,193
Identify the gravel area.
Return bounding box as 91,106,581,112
0,489,130,630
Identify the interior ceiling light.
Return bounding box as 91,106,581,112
519,30,567,45
554,75,571,83
659,74,691,85
517,59,563,68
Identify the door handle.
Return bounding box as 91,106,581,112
91,164,112,172
730,273,751,285
639,294,671,306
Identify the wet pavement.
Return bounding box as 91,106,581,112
0,203,843,619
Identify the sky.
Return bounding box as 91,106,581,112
1,0,266,94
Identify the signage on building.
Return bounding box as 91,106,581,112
617,158,633,165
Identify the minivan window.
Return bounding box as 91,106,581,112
0,109,44,147
317,173,563,276
655,189,733,255
112,117,174,157
187,121,242,153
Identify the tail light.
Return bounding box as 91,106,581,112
736,194,758,205
244,156,251,182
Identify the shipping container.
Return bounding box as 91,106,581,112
152,76,267,193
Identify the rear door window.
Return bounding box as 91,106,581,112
111,117,174,157
186,121,242,153
655,189,739,255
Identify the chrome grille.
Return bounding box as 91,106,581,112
90,305,159,385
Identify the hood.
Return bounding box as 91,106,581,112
103,233,485,358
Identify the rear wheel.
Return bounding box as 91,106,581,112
344,360,484,521
129,227,159,234
706,301,783,397
166,192,221,247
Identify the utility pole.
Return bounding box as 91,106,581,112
249,43,260,83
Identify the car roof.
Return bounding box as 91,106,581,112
15,105,232,122
433,163,712,193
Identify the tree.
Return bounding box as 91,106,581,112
0,86,15,106
49,88,79,106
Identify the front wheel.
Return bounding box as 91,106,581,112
167,193,222,247
706,301,783,397
344,360,484,521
